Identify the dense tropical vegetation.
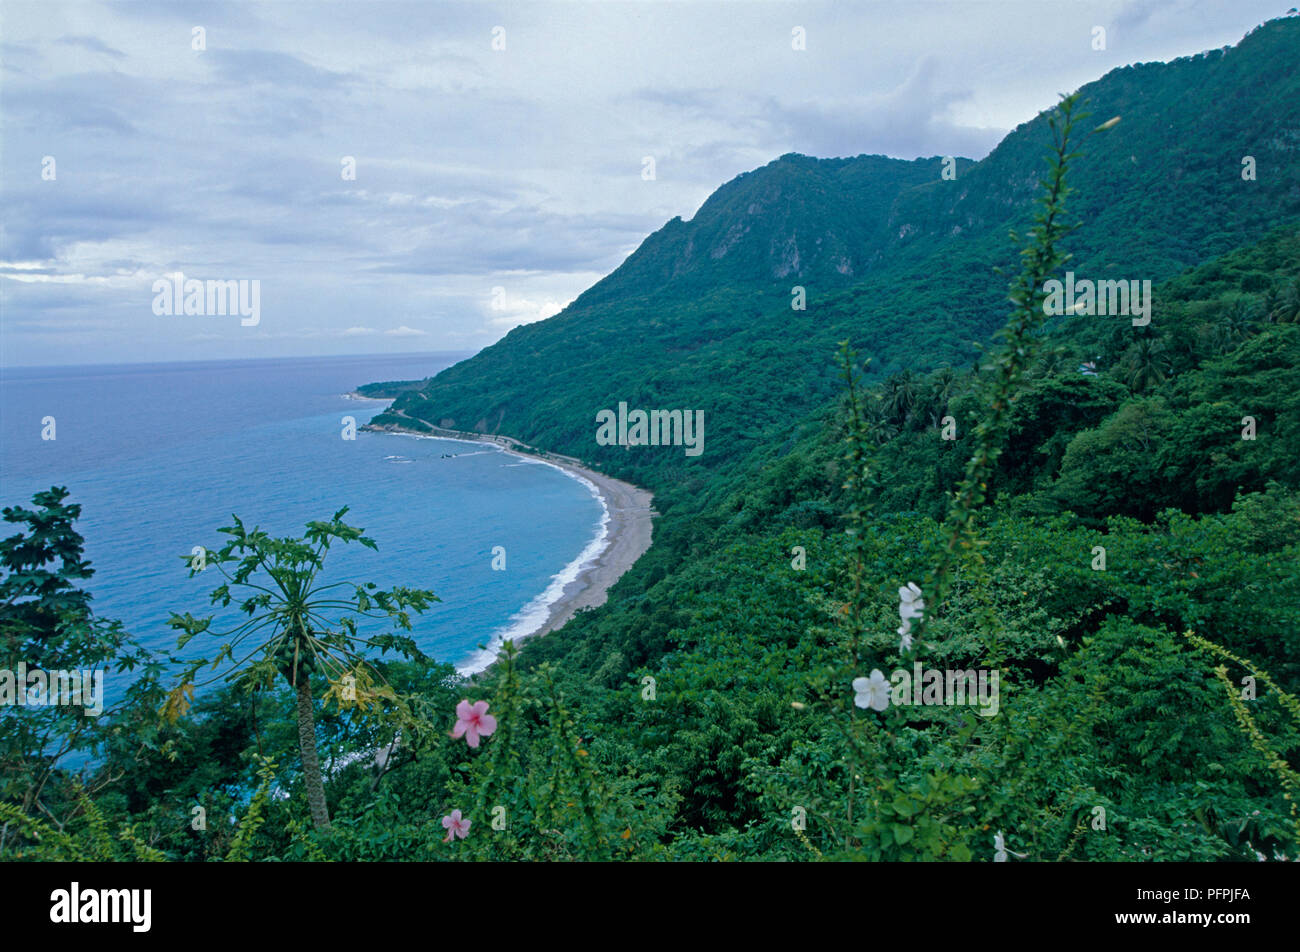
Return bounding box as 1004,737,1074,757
3,17,1299,862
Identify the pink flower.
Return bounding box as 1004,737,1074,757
442,809,471,842
451,699,498,748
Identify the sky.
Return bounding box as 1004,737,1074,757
0,0,1289,367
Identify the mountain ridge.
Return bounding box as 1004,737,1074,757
371,15,1300,492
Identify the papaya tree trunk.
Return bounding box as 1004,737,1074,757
295,675,331,831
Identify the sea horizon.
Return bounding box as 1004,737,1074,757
1,352,609,697
0,348,475,374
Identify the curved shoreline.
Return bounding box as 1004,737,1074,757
360,418,656,674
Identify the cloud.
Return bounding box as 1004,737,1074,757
754,58,1005,161
204,49,356,89
484,290,568,333
56,35,126,58
0,0,1282,366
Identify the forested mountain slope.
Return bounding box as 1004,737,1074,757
372,16,1300,501
9,19,1300,866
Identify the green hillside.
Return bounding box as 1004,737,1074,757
6,17,1300,864
374,15,1300,505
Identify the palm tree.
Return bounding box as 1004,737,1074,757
1164,319,1202,374
1031,347,1068,379
1261,286,1282,325
863,395,898,445
927,366,959,426
1124,337,1170,393
882,370,918,428
168,509,437,831
1268,277,1300,324
1226,297,1261,341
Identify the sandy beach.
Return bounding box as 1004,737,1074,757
360,415,656,666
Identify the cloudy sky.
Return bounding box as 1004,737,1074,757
0,0,1286,367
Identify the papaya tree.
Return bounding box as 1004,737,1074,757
166,508,437,831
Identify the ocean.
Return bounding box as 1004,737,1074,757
0,353,606,700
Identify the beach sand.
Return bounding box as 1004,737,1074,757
525,456,655,639
361,417,656,663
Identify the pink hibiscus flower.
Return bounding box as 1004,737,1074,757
442,809,470,842
451,699,498,748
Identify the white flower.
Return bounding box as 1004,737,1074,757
993,830,1028,862
898,582,925,622
852,670,892,712
897,621,914,652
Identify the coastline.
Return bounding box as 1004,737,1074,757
359,414,656,675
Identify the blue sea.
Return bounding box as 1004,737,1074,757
0,353,606,701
